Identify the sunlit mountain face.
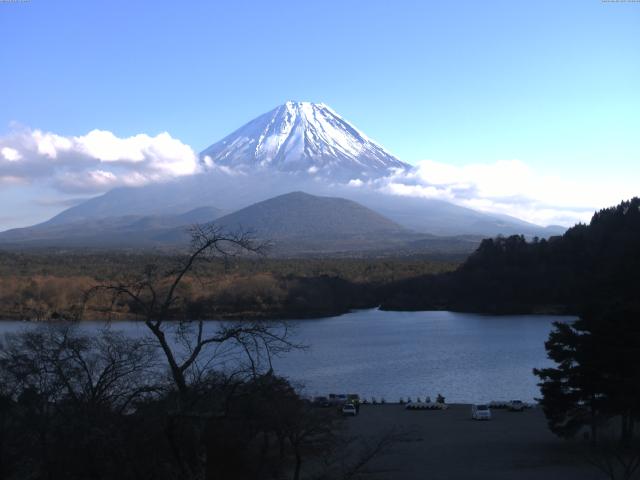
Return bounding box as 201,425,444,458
200,101,409,181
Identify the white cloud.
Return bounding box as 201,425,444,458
201,155,244,176
0,127,201,193
1,147,21,161
366,159,637,227
1,125,635,229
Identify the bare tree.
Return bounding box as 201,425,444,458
0,325,159,479
79,225,304,479
85,224,297,399
0,325,157,412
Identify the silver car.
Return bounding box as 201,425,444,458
342,403,357,416
471,404,492,420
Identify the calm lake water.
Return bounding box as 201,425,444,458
0,309,570,403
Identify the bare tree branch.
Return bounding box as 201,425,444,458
83,224,292,401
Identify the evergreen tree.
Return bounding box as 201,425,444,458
535,307,640,444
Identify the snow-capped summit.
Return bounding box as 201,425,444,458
200,101,410,180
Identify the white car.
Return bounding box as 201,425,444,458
471,404,492,420
509,400,525,412
342,403,357,416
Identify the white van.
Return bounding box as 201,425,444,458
471,404,492,420
342,403,357,416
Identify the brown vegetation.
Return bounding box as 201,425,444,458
0,251,458,321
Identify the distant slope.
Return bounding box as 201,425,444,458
0,206,224,247
339,190,566,237
41,175,234,226
214,191,406,238
154,192,481,257
39,171,565,239
0,190,482,257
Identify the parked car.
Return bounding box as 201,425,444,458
342,403,357,416
509,400,525,412
471,404,492,420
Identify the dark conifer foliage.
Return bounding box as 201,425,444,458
534,307,640,446
382,198,640,314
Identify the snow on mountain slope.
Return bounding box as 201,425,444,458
200,101,410,180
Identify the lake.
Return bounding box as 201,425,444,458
0,309,569,403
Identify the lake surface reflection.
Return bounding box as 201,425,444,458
0,309,570,403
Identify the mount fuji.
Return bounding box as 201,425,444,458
200,101,409,180
0,101,565,251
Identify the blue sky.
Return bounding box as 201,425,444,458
0,0,639,228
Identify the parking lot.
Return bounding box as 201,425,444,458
345,403,601,480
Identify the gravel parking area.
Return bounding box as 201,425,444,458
345,404,601,480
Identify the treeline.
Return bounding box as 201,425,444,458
382,198,640,314
0,252,458,281
0,253,457,321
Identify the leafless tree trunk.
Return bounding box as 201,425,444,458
84,224,296,400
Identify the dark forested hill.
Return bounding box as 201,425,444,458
0,191,482,257
213,191,407,238
156,191,455,255
381,198,640,314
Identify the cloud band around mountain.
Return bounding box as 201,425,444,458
346,159,633,227
0,126,628,228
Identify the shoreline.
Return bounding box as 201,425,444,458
0,306,578,323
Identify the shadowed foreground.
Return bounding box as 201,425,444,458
346,404,599,480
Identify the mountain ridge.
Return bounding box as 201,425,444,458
0,206,225,247
214,191,407,238
2,101,566,241
0,191,482,257
200,101,409,180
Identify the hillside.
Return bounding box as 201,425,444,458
0,191,481,257
0,206,224,247
155,191,477,256
340,189,566,237
381,198,640,314
215,191,406,238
